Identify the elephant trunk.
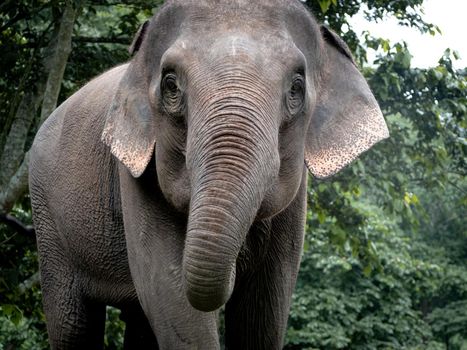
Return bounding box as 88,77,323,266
183,95,279,312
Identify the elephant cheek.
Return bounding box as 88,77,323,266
155,145,191,213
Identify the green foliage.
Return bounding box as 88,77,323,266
286,201,444,349
104,307,125,349
0,316,48,350
286,2,466,349
64,2,157,97
0,203,47,349
0,0,56,151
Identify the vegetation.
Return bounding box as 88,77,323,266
0,0,465,349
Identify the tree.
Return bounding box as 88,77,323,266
0,0,159,213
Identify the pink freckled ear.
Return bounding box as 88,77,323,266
304,26,389,178
101,65,156,178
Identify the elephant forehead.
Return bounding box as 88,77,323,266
170,30,301,73
150,0,318,70
180,0,286,23
208,33,293,56
177,1,299,40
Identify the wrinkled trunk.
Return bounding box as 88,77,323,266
183,91,279,311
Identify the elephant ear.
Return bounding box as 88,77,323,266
129,20,149,55
305,26,389,178
101,22,155,178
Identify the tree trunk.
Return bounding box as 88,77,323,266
0,1,79,213
39,1,78,125
0,91,44,190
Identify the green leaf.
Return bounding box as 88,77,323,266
1,304,23,326
318,211,326,224
317,0,332,13
363,264,373,277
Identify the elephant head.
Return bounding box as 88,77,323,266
102,0,388,312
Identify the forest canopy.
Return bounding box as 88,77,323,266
0,0,466,349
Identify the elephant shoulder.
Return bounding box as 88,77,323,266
73,63,129,110
64,63,129,132
30,64,129,184
32,65,128,154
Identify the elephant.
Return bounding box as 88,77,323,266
29,0,389,349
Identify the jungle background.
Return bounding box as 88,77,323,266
0,0,465,349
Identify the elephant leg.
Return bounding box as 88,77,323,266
146,281,220,350
224,171,307,350
119,167,220,350
129,246,220,349
41,268,106,349
120,304,159,350
36,225,105,349
224,258,300,350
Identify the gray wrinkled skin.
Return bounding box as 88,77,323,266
29,1,388,349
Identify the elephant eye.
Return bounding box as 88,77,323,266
161,72,185,119
161,72,181,100
286,75,306,116
162,73,178,94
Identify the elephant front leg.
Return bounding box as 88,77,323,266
36,222,107,350
224,248,302,350
120,303,159,349
127,236,221,349
119,168,220,350
224,171,307,350
41,262,107,349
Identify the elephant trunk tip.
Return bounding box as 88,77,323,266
184,259,237,312
186,287,229,312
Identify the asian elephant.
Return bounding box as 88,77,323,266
29,0,389,349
